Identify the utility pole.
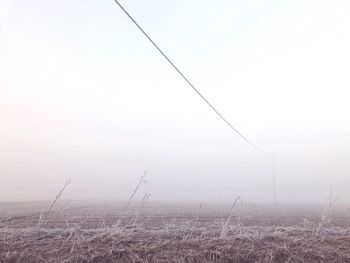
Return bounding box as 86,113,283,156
272,156,277,204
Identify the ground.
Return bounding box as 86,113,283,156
1,201,350,262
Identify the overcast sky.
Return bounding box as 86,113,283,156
1,0,350,204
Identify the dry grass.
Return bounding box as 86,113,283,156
1,208,350,263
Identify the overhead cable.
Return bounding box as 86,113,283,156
113,0,272,158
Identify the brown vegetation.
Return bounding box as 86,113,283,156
1,204,350,263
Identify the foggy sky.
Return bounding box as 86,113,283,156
1,0,350,204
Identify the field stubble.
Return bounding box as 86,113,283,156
1,202,350,262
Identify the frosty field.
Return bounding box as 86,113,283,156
1,202,350,262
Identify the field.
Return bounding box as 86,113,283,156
1,201,350,262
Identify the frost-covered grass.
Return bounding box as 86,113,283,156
1,209,350,262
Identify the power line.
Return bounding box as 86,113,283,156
112,0,271,158
113,0,277,203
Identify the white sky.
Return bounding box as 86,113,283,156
1,0,350,203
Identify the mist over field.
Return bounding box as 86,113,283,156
1,0,350,205
1,131,350,204
3,1,350,262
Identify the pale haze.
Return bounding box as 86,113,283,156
1,0,350,204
